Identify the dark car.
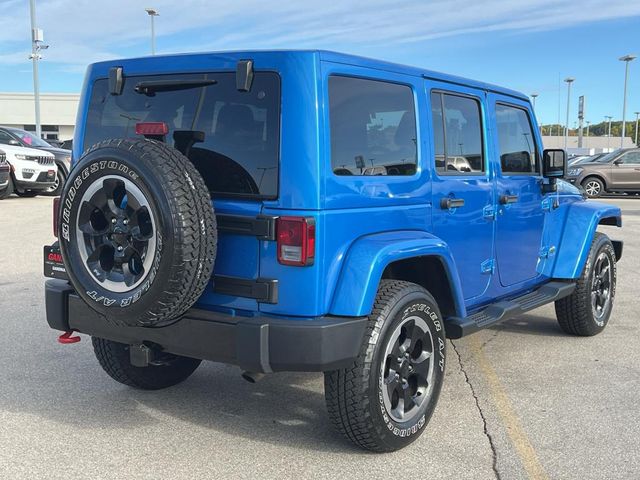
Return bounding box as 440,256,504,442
565,148,640,197
0,126,71,196
0,149,10,199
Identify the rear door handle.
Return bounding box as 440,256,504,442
499,194,519,205
440,197,465,209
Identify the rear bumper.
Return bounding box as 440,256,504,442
45,279,367,373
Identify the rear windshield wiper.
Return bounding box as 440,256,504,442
134,79,217,96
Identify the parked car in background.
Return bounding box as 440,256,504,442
0,149,10,200
0,142,57,197
566,148,640,197
0,126,71,196
59,139,73,150
568,155,589,166
578,153,607,164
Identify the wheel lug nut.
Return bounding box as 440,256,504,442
117,246,123,252
111,218,117,224
123,219,129,225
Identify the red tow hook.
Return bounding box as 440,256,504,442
58,331,81,344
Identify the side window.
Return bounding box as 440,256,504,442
0,130,14,145
495,104,539,174
430,92,484,175
620,151,640,164
329,76,417,176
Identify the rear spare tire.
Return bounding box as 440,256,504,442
58,138,217,327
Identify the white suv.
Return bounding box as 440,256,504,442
1,143,57,197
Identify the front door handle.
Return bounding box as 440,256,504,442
499,194,519,205
440,197,465,209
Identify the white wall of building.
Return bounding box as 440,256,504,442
0,92,80,141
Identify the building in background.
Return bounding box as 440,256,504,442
0,92,79,142
542,135,635,155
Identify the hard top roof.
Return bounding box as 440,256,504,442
90,49,529,101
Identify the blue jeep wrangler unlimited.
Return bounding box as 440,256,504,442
44,50,622,452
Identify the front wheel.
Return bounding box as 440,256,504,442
324,280,446,452
44,169,66,196
92,337,201,390
555,232,617,336
582,177,605,197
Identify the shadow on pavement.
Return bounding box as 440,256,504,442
492,313,569,338
0,346,363,454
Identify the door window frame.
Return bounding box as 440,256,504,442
429,89,488,178
494,101,542,177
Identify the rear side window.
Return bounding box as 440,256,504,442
84,72,281,198
430,92,484,175
329,76,417,176
495,104,539,174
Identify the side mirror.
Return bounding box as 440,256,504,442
542,149,566,178
613,158,623,166
8,139,20,146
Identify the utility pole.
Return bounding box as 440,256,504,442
634,112,639,146
619,55,636,148
145,8,159,55
578,95,585,148
605,116,613,150
29,0,48,139
564,77,574,150
585,121,591,148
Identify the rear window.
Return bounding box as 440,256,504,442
84,72,281,198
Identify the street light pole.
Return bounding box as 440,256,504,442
28,0,48,139
564,77,574,150
605,116,613,150
531,93,539,134
145,8,159,55
634,111,640,146
619,55,636,148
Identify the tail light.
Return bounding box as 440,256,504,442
277,217,315,266
53,197,60,237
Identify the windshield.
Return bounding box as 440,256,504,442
85,71,281,198
8,128,51,148
595,150,621,163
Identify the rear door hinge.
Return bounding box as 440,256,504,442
483,204,497,221
481,259,495,275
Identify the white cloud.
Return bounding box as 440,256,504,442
0,0,638,69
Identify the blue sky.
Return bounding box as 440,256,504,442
0,0,639,127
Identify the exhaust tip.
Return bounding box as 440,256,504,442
241,371,264,383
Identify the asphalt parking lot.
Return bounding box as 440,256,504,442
0,195,638,480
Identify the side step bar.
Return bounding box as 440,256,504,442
445,281,576,339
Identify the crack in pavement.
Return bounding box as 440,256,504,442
451,340,501,480
476,326,504,353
